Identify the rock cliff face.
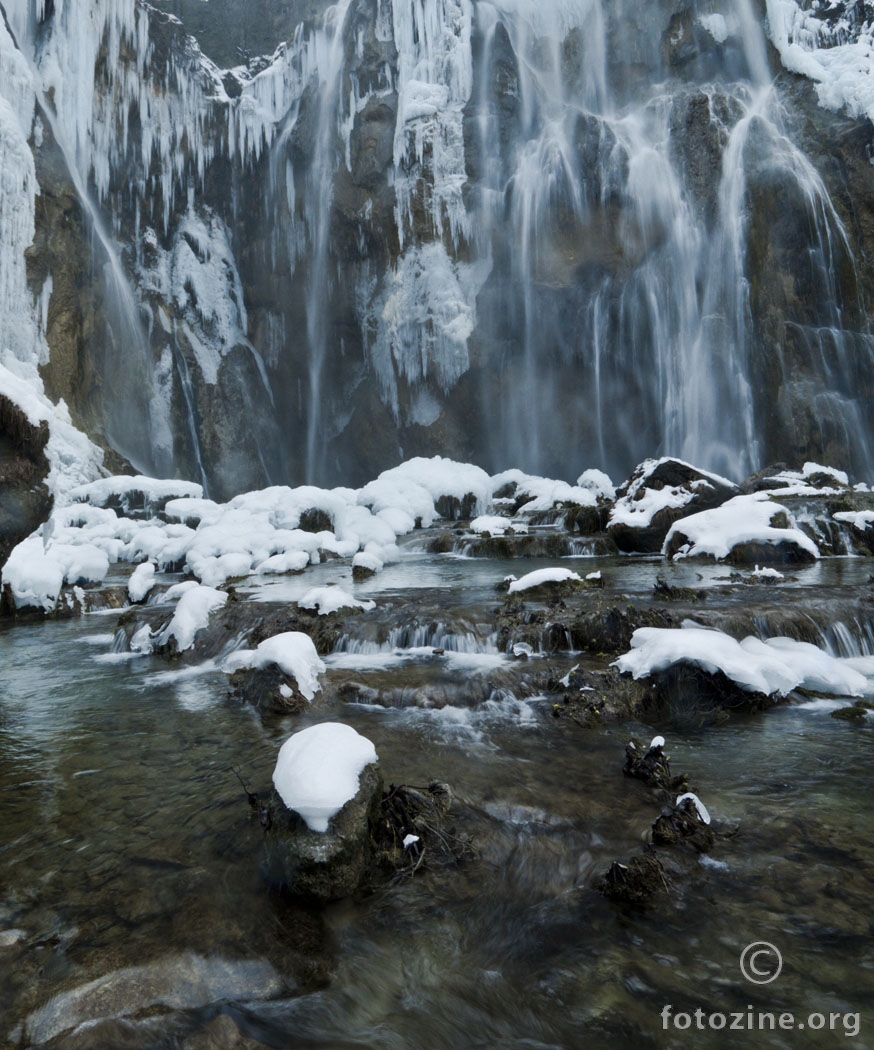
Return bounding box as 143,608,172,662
1,0,873,495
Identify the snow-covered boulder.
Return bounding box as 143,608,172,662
614,627,865,699
222,631,326,713
70,476,202,520
298,586,375,616
663,492,820,564
490,470,599,530
506,567,584,598
833,508,874,555
263,723,382,901
1,532,110,612
127,561,156,603
608,458,739,553
358,456,491,524
153,584,229,653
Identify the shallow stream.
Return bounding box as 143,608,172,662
1,549,872,1048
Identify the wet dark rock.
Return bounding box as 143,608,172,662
298,508,333,533
228,665,309,715
434,492,478,521
564,502,612,535
352,560,378,580
652,576,706,601
262,763,383,902
608,458,738,554
461,531,614,559
830,704,870,722
651,797,715,853
740,463,793,493
724,537,818,567
0,394,52,572
623,738,688,794
569,601,676,654
598,849,667,905
427,531,455,554
637,663,779,728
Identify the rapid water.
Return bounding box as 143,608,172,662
1,551,872,1048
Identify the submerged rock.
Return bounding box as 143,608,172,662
598,850,667,905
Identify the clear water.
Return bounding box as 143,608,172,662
1,554,872,1048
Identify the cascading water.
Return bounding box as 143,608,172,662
1,0,873,491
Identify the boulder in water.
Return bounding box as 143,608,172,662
263,762,383,902
608,458,738,553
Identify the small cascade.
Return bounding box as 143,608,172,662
818,620,874,659
334,619,496,655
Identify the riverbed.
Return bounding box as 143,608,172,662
1,545,872,1049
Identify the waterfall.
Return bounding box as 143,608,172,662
0,0,872,490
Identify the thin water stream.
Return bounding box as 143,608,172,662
0,553,872,1048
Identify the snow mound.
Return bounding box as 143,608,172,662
490,468,596,513
359,456,491,525
834,510,874,531
507,567,583,593
614,627,866,697
664,492,820,562
298,587,375,616
154,585,228,652
272,722,378,832
128,561,156,603
576,468,616,501
470,515,513,535
223,632,326,701
767,0,874,125
2,533,109,611
71,476,203,516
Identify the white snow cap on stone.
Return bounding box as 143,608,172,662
614,627,866,698
128,561,156,603
507,567,582,593
676,792,711,825
223,632,326,701
154,584,228,651
470,515,512,535
834,509,874,531
272,722,378,833
298,586,375,616
490,468,596,512
352,550,384,574
576,467,615,501
663,492,820,561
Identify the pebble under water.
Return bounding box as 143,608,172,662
0,547,872,1049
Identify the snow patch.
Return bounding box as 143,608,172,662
272,722,378,832
223,632,326,701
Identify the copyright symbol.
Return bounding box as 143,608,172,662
740,942,783,984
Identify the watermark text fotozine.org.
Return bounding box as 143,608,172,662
660,1005,860,1037
660,943,861,1038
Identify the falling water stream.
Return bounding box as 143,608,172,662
1,548,872,1049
